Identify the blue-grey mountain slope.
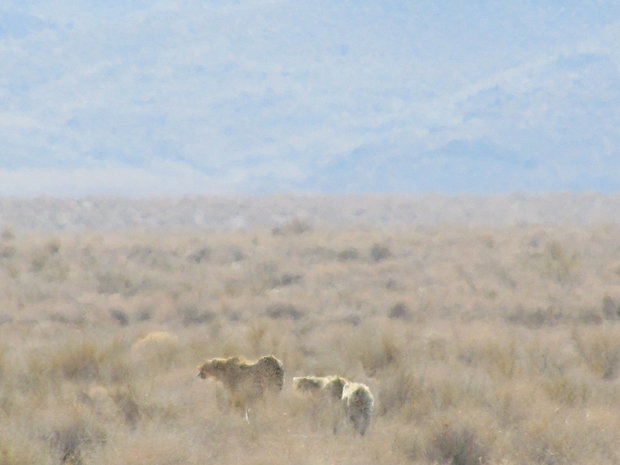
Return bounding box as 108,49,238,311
1,1,620,195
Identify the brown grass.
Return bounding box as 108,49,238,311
1,224,620,463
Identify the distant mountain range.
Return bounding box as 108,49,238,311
1,1,620,195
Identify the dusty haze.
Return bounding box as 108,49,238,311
1,193,620,232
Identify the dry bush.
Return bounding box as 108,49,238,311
572,327,620,379
29,339,101,382
376,368,421,418
272,218,312,235
343,324,405,376
542,374,590,406
48,412,107,465
96,270,133,295
337,247,360,261
540,241,581,284
369,243,391,262
25,337,131,388
130,331,179,364
387,302,412,320
109,308,129,326
456,325,518,379
178,306,215,326
265,303,304,321
426,424,488,465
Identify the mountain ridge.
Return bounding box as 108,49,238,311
1,2,620,195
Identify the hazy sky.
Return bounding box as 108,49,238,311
1,1,620,196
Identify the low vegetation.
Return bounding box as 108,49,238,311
1,224,620,464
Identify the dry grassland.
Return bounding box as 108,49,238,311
1,222,620,464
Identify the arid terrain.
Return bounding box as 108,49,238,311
2,193,620,232
1,195,620,464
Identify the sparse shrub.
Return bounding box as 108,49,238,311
127,246,173,270
96,271,132,295
109,308,129,326
45,239,61,255
5,262,19,279
258,272,303,290
518,416,578,465
337,247,359,261
388,302,411,320
271,218,312,235
179,306,215,326
29,240,67,280
427,337,450,363
601,295,620,320
0,228,14,241
45,260,70,281
541,241,580,284
36,339,101,381
223,278,244,296
572,328,620,379
49,412,106,465
481,235,494,248
187,246,211,264
506,306,564,328
111,386,142,428
277,273,302,287
576,308,602,325
126,246,153,262
265,303,304,320
377,369,419,417
543,375,590,405
49,311,86,326
348,329,403,376
31,337,129,385
385,278,402,290
426,425,488,465
136,307,152,321
370,243,391,262
457,337,517,379
247,261,281,293
130,331,179,367
0,245,16,259
246,321,268,353
339,313,361,326
227,246,245,262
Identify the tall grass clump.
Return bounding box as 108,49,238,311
46,407,107,465
426,424,489,465
370,243,391,262
572,327,620,379
345,325,405,376
540,241,580,285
